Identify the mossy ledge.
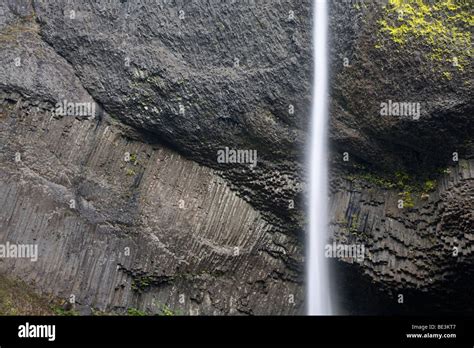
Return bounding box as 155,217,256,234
377,0,472,76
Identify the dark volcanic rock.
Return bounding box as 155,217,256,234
32,0,313,232
0,0,472,315
328,0,473,314
0,0,308,315
329,1,473,174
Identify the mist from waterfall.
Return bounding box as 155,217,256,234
307,0,332,315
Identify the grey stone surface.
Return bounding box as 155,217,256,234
0,0,472,315
0,93,303,315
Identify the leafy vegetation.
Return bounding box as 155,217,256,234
131,276,154,292
346,165,445,206
159,304,175,316
398,191,415,209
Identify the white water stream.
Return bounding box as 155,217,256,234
307,0,332,315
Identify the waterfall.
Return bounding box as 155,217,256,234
307,0,332,315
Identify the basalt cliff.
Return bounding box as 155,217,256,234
0,0,472,315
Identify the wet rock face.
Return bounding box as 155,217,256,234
32,0,313,232
0,0,472,315
329,1,473,174
328,1,473,314
330,160,474,314
0,93,303,315
0,0,307,315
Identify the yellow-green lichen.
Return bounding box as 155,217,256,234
377,0,473,72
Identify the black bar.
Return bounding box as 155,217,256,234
0,316,472,346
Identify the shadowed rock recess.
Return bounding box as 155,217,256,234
0,0,472,315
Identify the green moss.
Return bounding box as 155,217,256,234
399,191,415,209
347,170,416,191
346,172,397,189
423,179,436,192
131,275,157,292
349,214,360,234
420,179,437,199
91,308,112,316
443,71,453,80
127,307,147,316
0,275,57,315
377,0,472,72
103,305,178,316
130,153,138,164
52,306,79,316
395,171,411,190
346,167,444,209
160,304,175,316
